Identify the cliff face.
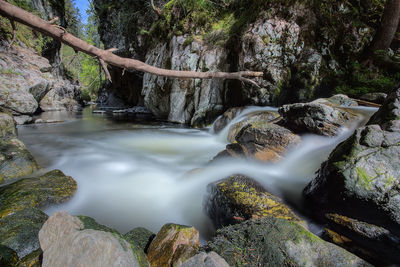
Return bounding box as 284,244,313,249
94,0,384,126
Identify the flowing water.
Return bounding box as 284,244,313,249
17,106,378,240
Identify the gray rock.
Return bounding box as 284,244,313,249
360,93,387,104
279,102,357,136
179,252,230,267
39,212,140,267
212,107,246,134
40,84,81,112
13,115,33,125
0,208,48,258
204,218,370,267
28,79,50,102
0,112,17,138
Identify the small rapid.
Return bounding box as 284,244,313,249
17,106,377,240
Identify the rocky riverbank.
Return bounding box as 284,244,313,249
1,89,399,266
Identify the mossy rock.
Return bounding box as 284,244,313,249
124,227,155,253
77,216,150,267
0,169,77,218
147,223,200,267
205,175,304,229
0,138,38,184
0,244,18,267
0,112,17,139
17,249,42,267
0,208,47,259
204,218,371,267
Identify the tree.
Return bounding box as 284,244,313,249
0,0,262,86
366,0,400,62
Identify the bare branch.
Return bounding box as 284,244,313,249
150,0,162,17
99,58,112,82
7,19,16,49
66,50,78,67
48,16,58,24
0,0,263,86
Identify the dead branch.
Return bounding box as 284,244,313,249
48,16,58,24
67,50,78,67
150,0,162,17
0,0,263,86
99,58,112,82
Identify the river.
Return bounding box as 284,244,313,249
17,106,378,240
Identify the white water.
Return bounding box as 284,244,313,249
17,106,377,240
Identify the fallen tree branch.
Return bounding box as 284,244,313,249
7,18,16,48
99,58,112,82
0,0,263,86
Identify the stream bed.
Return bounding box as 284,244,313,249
17,106,378,240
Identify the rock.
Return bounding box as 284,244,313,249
0,112,17,138
124,227,155,253
303,88,400,264
147,223,200,267
39,212,140,267
40,84,81,112
0,244,18,267
0,89,38,115
0,170,77,218
204,218,370,267
0,138,38,184
279,102,357,136
13,115,33,125
0,208,48,258
205,175,303,229
313,94,358,107
179,252,229,267
17,249,42,267
28,79,50,102
212,107,245,133
324,214,400,265
360,93,387,104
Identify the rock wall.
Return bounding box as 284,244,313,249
94,0,382,126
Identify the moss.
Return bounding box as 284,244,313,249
355,167,377,190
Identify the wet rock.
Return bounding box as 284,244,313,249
147,223,200,267
212,107,245,134
0,208,48,258
204,218,370,267
0,244,18,267
279,102,357,136
39,212,140,267
360,93,387,104
304,88,400,264
205,175,303,229
179,252,229,267
124,227,155,253
324,214,400,265
13,115,33,125
314,94,358,107
0,112,17,138
0,170,77,218
17,249,42,267
77,216,150,267
0,138,38,184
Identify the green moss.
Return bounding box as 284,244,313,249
356,167,377,190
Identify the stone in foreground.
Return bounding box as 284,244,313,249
179,252,229,267
204,218,371,267
147,223,200,267
39,212,140,267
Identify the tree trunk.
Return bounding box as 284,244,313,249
0,0,263,86
368,0,400,56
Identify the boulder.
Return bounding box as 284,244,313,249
39,212,140,267
313,94,358,107
179,252,229,267
124,227,155,253
40,84,81,112
0,244,18,267
0,169,77,218
147,223,200,267
0,112,17,138
13,115,33,125
205,175,303,229
0,138,38,184
212,107,245,133
279,102,357,136
204,218,371,267
303,88,400,264
360,93,387,105
0,208,48,258
17,249,42,267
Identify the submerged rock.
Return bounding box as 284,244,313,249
0,138,38,184
179,252,229,267
147,223,200,267
204,218,371,267
279,102,357,136
0,208,48,258
304,88,400,264
0,112,17,138
205,175,303,229
39,212,140,267
0,169,77,218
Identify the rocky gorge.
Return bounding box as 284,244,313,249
0,0,400,266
